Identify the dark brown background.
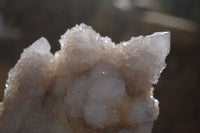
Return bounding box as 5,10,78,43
0,0,200,133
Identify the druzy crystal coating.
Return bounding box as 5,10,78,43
0,24,170,133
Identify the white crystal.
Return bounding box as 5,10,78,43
0,23,170,133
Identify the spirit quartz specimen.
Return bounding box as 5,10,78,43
0,24,170,133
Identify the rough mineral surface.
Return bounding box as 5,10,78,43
0,24,170,133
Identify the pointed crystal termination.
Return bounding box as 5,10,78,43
0,24,170,133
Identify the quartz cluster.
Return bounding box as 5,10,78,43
0,24,170,133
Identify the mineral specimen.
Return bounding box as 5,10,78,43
0,24,170,133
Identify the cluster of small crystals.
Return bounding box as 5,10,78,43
0,24,170,133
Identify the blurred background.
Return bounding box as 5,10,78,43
0,0,199,132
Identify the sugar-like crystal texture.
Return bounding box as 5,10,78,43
0,24,170,133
